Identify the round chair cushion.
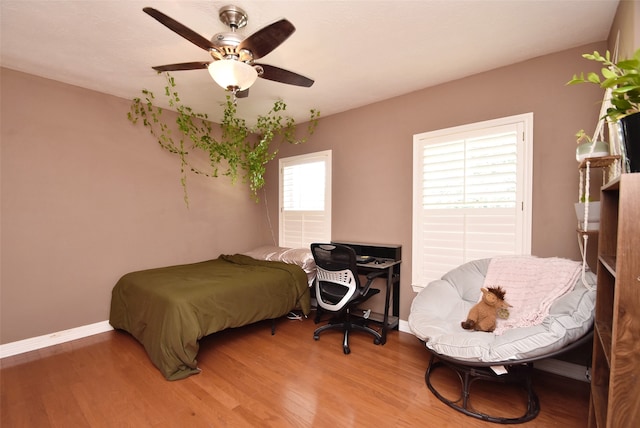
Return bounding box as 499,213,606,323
408,258,596,362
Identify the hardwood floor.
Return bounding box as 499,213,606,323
1,314,589,427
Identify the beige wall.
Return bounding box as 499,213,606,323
262,42,609,321
0,69,264,344
608,0,639,57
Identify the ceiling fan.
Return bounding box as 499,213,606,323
143,5,314,98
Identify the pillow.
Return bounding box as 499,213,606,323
242,246,283,261
276,248,316,274
242,246,317,284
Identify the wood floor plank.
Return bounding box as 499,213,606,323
1,314,589,427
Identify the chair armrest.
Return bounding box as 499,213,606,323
366,270,387,281
361,270,387,295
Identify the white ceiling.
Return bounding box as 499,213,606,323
0,0,620,124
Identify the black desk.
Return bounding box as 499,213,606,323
332,241,402,345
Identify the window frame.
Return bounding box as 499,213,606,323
412,113,533,291
278,150,332,248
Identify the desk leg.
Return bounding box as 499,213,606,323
381,266,392,345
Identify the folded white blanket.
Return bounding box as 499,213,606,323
483,256,581,335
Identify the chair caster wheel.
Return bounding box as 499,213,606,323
374,338,381,345
313,334,319,341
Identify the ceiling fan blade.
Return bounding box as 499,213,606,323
152,62,211,72
257,64,314,87
143,7,215,52
238,19,295,60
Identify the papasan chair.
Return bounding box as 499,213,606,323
408,256,596,424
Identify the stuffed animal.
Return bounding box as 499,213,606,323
461,286,510,332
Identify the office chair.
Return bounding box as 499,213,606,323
311,243,386,354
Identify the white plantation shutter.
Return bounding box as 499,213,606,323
412,114,532,291
279,150,332,248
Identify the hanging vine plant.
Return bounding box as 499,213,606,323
127,73,320,204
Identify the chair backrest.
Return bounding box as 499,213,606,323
311,243,361,312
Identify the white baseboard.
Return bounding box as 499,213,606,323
3,317,398,359
534,358,590,382
0,320,113,359
1,319,411,359
398,319,411,333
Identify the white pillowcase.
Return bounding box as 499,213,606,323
242,245,284,261
242,246,317,284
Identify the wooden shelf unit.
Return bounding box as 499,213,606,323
587,173,640,428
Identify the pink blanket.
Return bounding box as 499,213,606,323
483,256,581,335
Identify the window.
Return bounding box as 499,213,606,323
412,113,532,291
279,150,332,248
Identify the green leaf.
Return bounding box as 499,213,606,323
586,72,601,84
601,68,616,79
617,58,639,71
570,48,640,123
614,85,640,94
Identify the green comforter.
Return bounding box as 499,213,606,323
109,254,310,380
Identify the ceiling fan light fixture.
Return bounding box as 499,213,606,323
144,6,313,90
208,60,258,91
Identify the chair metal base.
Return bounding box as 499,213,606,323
313,318,382,354
420,330,592,424
425,354,539,424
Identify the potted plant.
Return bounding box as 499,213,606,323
128,73,320,205
574,129,609,162
567,48,640,172
574,197,601,231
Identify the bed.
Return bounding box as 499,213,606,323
109,248,314,380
